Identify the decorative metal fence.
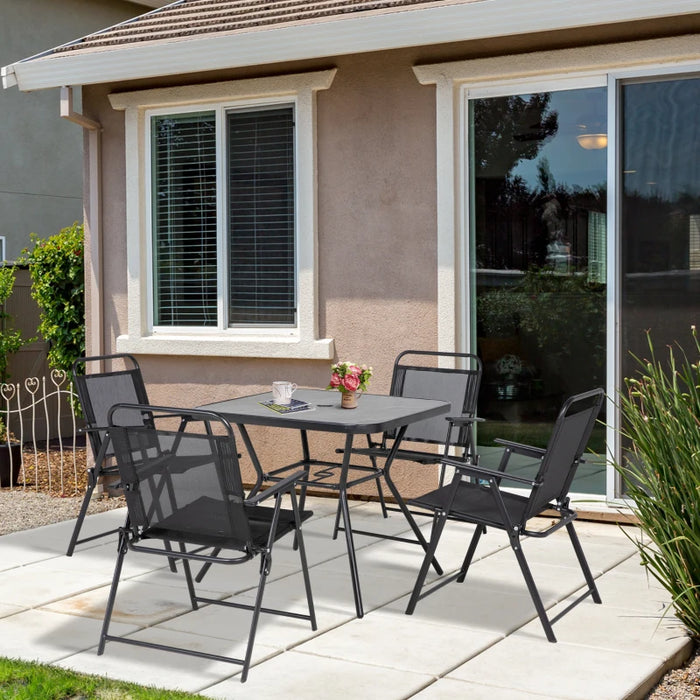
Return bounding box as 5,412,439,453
0,371,85,495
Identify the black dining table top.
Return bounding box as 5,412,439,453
199,388,450,434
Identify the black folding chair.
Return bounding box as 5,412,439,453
67,353,149,556
405,388,605,643
100,404,316,683
337,350,482,539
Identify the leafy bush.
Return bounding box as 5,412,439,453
616,328,700,639
0,265,32,383
24,222,85,373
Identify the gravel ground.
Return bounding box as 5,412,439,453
0,482,696,698
0,488,124,536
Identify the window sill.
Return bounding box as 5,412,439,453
116,334,335,360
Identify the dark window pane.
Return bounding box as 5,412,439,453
620,77,700,369
151,112,217,326
227,107,296,326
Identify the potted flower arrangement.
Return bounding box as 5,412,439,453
327,361,372,409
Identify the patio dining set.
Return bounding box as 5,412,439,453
64,350,605,683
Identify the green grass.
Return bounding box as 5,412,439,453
0,657,205,699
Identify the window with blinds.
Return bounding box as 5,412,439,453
151,105,296,329
228,107,296,326
152,112,217,326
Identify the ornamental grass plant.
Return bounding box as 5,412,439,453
616,328,700,639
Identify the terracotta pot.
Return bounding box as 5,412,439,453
0,443,22,487
341,391,358,409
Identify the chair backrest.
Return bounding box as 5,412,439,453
73,354,149,460
524,388,605,520
388,350,482,446
109,404,252,551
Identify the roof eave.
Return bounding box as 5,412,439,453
4,0,700,91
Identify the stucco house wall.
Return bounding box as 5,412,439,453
76,13,700,494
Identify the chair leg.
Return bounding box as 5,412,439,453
332,493,342,540
290,490,317,631
374,477,388,518
456,524,485,583
194,549,219,583
566,522,602,604
405,509,448,615
180,544,199,610
292,483,308,550
98,529,128,655
509,532,556,643
66,468,98,556
240,551,270,683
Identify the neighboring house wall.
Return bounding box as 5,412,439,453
0,0,160,261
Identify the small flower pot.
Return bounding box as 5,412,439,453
0,442,22,487
341,392,358,409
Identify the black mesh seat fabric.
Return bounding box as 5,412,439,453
406,388,605,643
99,404,316,683
67,354,150,556
332,350,482,544
353,350,483,510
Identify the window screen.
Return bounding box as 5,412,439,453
152,112,217,326
227,107,296,326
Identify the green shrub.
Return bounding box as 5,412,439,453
0,265,32,383
615,328,700,639
24,222,85,373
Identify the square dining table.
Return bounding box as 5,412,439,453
200,388,450,617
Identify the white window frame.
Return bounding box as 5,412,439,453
413,35,700,505
109,70,336,359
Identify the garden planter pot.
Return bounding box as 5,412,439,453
0,443,22,487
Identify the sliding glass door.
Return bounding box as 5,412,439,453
469,85,608,494
467,74,700,498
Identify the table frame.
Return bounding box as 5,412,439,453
200,388,450,617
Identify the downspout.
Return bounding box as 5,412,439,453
60,86,103,363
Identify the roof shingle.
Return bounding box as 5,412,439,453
55,0,474,54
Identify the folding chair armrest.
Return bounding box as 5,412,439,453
80,425,108,435
446,415,485,425
494,438,546,460
440,455,537,486
245,469,307,506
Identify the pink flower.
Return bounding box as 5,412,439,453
348,364,361,376
329,373,341,388
342,373,361,392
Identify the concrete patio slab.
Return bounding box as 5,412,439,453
0,496,691,699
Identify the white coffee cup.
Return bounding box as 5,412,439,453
272,381,297,405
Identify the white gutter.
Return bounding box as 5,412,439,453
4,0,700,92
60,87,103,362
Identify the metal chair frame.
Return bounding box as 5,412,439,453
66,353,148,556
405,388,605,643
338,349,483,546
99,404,316,683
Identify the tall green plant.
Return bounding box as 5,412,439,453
24,222,85,373
616,328,700,639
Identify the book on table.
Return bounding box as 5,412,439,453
259,398,315,414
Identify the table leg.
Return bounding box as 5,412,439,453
236,424,265,497
337,433,364,618
383,426,444,576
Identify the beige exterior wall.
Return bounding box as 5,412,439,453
81,19,700,495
